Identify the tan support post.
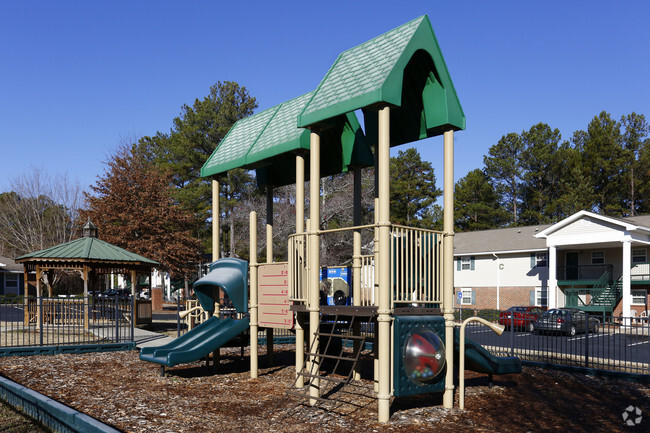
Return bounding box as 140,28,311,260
352,166,362,381
377,105,391,423
212,179,220,262
266,185,274,365
442,130,456,409
36,265,42,330
308,131,321,405
250,211,259,378
83,265,89,330
212,179,221,320
131,269,137,326
295,152,305,388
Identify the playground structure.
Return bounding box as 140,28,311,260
140,16,521,422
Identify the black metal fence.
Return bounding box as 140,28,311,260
0,295,134,355
457,308,650,376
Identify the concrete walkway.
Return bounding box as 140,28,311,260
132,327,176,349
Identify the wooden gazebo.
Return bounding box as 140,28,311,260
15,220,158,327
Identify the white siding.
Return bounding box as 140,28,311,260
455,253,548,288
553,217,622,237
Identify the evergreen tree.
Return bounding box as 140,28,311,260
483,133,524,225
140,81,258,252
454,169,506,231
621,112,650,215
390,148,441,227
519,123,563,224
572,112,625,216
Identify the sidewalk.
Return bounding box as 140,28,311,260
133,327,176,349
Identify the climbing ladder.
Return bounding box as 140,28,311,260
287,312,376,409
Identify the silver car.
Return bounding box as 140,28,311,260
532,308,600,336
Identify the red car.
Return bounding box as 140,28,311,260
498,306,546,332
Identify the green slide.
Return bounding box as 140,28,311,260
454,327,522,375
140,316,249,367
140,258,250,368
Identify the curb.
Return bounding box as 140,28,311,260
0,375,122,433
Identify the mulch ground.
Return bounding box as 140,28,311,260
0,346,647,432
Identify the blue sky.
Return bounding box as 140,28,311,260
1,1,649,195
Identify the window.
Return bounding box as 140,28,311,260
5,274,18,289
632,249,647,264
591,251,605,265
535,252,547,268
461,288,473,305
458,256,475,271
535,287,547,307
632,289,647,305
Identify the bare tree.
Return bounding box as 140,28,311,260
0,167,84,257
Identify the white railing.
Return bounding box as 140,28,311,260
631,262,650,281
288,224,444,308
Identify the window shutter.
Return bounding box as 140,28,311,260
470,256,475,271
457,258,461,271
530,253,536,268
530,290,535,306
471,290,476,305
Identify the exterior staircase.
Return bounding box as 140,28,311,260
565,272,621,313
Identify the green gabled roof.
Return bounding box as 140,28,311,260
200,92,373,187
201,105,280,177
16,237,158,265
297,15,465,145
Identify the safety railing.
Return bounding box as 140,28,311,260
288,223,444,308
390,224,443,308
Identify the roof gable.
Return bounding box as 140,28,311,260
200,93,373,187
536,211,650,238
297,15,465,145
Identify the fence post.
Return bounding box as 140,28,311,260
584,313,590,368
115,295,119,343
510,313,515,357
131,296,135,343
38,295,44,346
177,296,181,338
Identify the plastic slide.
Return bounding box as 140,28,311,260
140,316,250,367
140,258,250,368
454,327,522,375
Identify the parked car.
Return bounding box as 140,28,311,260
531,308,600,336
137,290,150,300
99,289,131,299
498,306,546,332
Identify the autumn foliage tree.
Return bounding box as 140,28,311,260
84,145,201,281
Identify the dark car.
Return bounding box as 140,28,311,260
532,308,600,336
99,289,131,299
498,306,546,332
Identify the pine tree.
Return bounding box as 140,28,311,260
454,169,506,231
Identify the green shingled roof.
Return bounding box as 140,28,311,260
201,92,373,187
297,15,465,145
16,237,158,265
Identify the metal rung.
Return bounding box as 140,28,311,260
316,332,366,340
304,352,356,361
296,372,350,383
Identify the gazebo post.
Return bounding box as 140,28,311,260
35,265,42,331
131,269,137,326
83,264,89,330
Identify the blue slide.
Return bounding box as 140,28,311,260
139,316,249,367
140,258,250,368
